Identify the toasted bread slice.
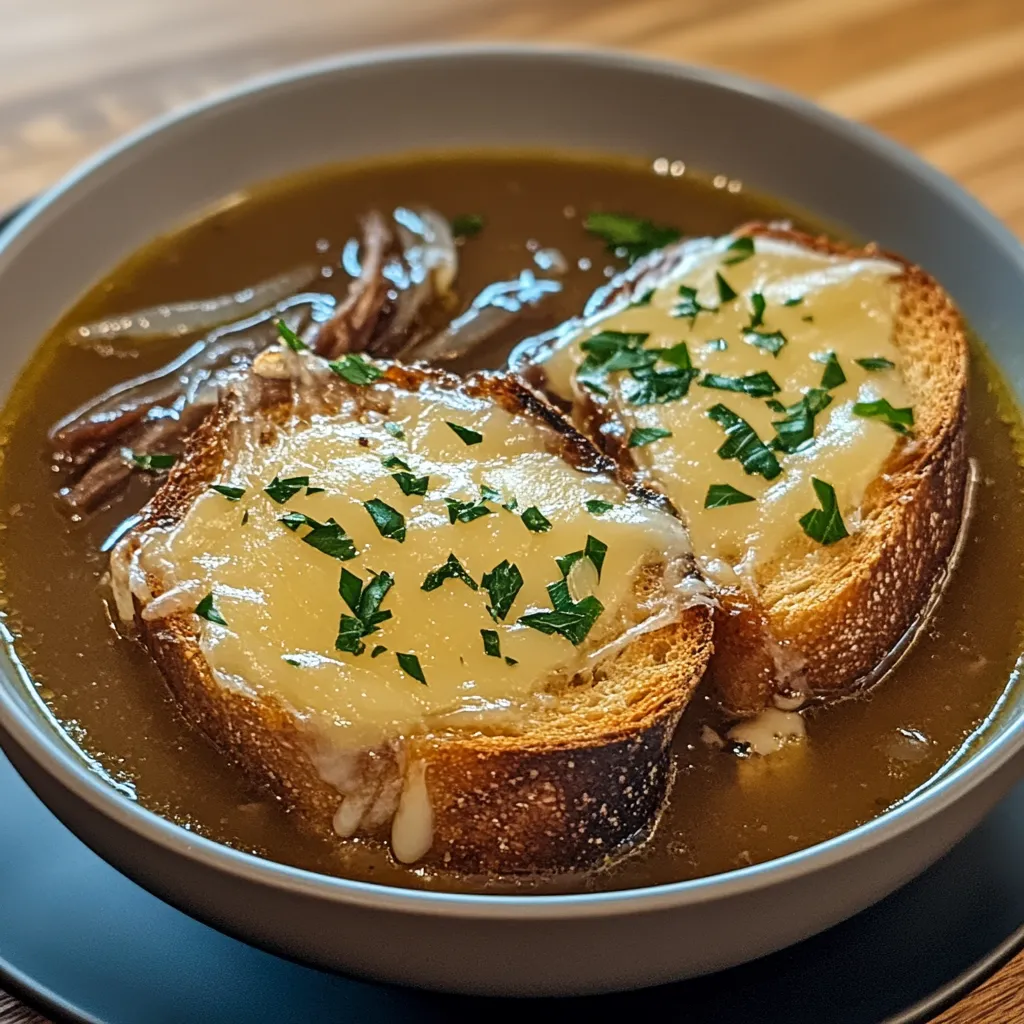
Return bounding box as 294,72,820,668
111,359,713,875
519,223,968,717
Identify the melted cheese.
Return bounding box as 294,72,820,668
139,383,690,748
543,235,909,581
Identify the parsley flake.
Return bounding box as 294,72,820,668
716,272,738,303
336,569,394,655
328,353,383,386
771,388,833,453
381,455,411,471
856,357,896,371
303,519,358,560
210,484,245,501
451,213,484,238
748,292,767,328
744,328,787,356
195,593,227,626
852,399,914,434
264,475,309,504
274,319,307,352
705,484,756,509
627,426,673,448
722,236,755,265
707,404,781,479
799,478,850,546
518,577,604,646
700,371,780,397
481,629,502,658
481,560,524,621
673,284,711,323
783,296,804,307
392,472,429,496
818,352,847,390
585,499,615,516
422,553,478,592
445,497,493,524
396,652,427,685
521,506,552,533
363,499,406,541
371,645,388,658
129,451,177,472
446,421,483,446
583,211,681,264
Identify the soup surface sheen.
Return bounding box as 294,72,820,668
2,152,1023,895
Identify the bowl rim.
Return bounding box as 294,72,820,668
1,41,1023,921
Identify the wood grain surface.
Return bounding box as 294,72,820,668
1,0,1022,1021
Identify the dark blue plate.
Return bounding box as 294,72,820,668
2,749,1023,1024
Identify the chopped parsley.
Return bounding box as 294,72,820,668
799,478,849,546
783,296,804,307
283,656,303,667
446,421,483,446
392,471,430,496
705,483,756,508
852,398,914,434
628,426,673,448
583,211,681,263
722,236,755,265
396,652,427,685
481,560,523,621
445,497,493,524
585,535,608,579
381,455,410,471
241,510,250,525
699,371,780,397
195,593,227,625
577,330,698,405
518,576,604,646
622,365,699,405
302,519,358,560
480,484,501,503
274,319,307,352
130,451,177,472
771,388,833,453
363,499,406,541
657,341,694,368
328,353,383,386
451,213,484,238
748,292,766,329
306,486,325,496
371,645,388,658
336,569,394,655
673,284,712,323
585,499,615,516
856,357,896,371
707,404,781,480
631,288,655,307
264,475,309,504
384,421,406,440
210,484,245,501
481,629,502,658
716,272,738,303
279,512,358,560
818,352,847,390
744,328,787,356
521,506,552,533
422,553,478,592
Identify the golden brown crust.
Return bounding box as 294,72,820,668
541,223,969,717
127,362,713,875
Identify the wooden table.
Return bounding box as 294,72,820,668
1,0,1022,1020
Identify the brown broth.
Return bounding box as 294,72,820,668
1,152,1022,895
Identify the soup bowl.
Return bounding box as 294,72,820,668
1,45,1023,997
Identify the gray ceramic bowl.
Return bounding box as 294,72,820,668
1,45,1023,998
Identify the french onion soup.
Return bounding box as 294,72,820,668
1,151,1022,894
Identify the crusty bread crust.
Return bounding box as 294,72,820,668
128,363,713,875
536,224,968,717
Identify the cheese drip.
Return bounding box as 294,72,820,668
140,384,691,747
542,234,910,581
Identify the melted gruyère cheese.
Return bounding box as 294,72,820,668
139,383,690,748
542,234,911,581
